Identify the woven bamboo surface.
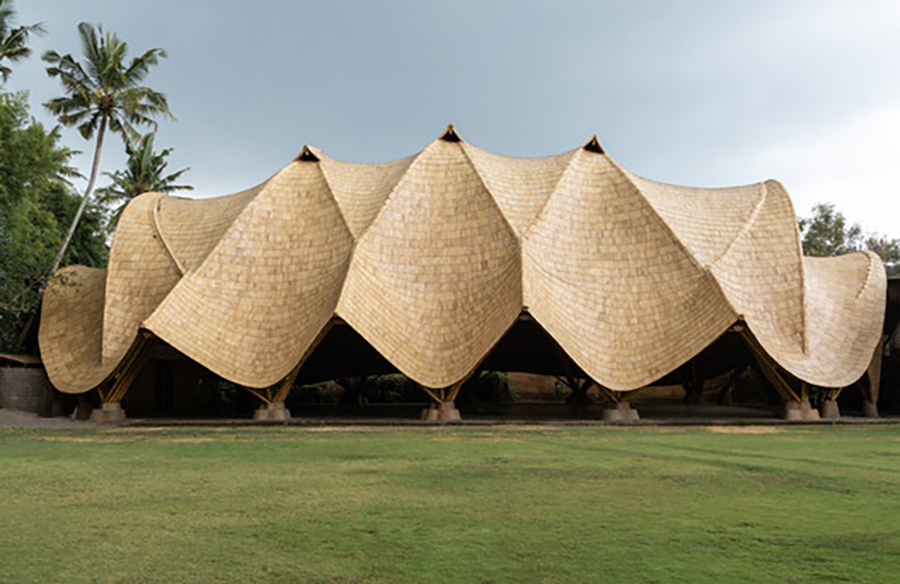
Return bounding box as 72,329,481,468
101,193,181,366
39,129,886,393
336,139,523,388
522,148,738,389
38,266,116,392
155,184,260,273
143,160,353,387
781,252,885,386
316,149,416,239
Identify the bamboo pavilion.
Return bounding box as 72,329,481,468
38,126,886,421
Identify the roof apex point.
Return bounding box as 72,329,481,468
583,135,605,154
295,145,320,162
439,124,462,143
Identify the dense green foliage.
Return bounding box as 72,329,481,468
0,425,897,583
0,92,107,352
0,10,178,353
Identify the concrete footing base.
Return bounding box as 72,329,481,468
603,402,639,422
253,402,291,421
862,400,879,418
90,402,126,423
421,402,461,422
784,399,819,421
819,399,840,419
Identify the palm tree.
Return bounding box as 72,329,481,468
97,132,192,231
42,22,173,275
0,0,45,82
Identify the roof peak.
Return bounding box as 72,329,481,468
583,135,605,154
439,124,462,143
295,145,320,162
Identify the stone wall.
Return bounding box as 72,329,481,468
0,367,54,416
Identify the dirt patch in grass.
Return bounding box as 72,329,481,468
707,426,781,434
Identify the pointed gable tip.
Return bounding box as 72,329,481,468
295,145,320,162
583,135,605,154
439,124,462,143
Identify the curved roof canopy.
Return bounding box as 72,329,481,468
39,127,886,393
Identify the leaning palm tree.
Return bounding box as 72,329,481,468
42,22,173,275
97,132,192,231
0,0,45,82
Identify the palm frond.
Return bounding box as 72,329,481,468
123,47,167,86
0,1,45,82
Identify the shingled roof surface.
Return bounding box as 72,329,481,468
39,128,886,393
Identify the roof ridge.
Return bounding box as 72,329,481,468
456,141,521,244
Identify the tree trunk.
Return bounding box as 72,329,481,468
46,114,108,277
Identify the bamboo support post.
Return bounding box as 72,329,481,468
418,375,468,422
273,361,302,403
244,387,271,405
89,333,154,423
862,338,883,410
738,327,800,403
101,332,155,405
247,382,293,422
446,379,465,403
417,384,443,404
247,321,334,421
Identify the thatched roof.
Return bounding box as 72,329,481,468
39,127,886,393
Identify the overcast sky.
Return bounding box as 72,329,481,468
8,1,900,237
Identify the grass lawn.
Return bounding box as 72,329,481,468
0,424,898,583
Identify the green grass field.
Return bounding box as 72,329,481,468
0,425,898,583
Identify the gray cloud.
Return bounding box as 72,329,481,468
9,0,900,235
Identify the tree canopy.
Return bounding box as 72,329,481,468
0,0,44,83
799,203,900,277
42,22,173,275
0,92,107,352
96,132,191,231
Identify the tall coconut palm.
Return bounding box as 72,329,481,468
42,22,173,275
97,132,192,231
0,0,45,82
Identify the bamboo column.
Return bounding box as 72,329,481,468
419,379,465,422
555,374,595,405
91,332,155,423
245,320,335,421
736,325,818,420
246,360,302,421
861,339,883,418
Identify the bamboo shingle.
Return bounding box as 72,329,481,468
39,129,886,395
522,148,738,389
155,184,261,273
337,139,522,388
316,150,417,239
101,193,182,365
38,266,115,392
143,160,353,388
